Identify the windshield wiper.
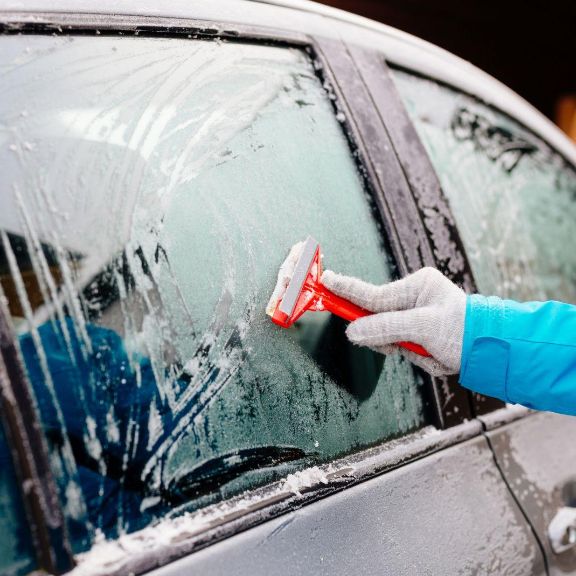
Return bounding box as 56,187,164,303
161,446,309,504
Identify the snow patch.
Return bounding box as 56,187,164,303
283,466,328,496
106,408,120,444
420,425,442,438
84,416,103,462
69,512,212,576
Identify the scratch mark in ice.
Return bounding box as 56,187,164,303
14,183,82,370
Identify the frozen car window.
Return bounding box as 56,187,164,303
0,420,37,575
0,35,426,545
391,69,576,302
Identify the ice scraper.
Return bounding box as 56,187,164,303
266,236,430,357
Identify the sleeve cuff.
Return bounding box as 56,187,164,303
459,295,510,402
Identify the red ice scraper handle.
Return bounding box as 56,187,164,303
309,282,430,358
270,237,430,358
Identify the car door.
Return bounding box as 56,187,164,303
0,8,546,575
387,59,576,575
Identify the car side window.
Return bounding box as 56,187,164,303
1,35,427,544
391,68,576,302
0,421,37,575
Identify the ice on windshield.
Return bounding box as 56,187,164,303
391,68,576,302
0,35,426,548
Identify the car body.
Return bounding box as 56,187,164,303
1,1,576,575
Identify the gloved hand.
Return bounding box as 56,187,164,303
321,267,466,376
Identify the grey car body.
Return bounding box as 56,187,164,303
1,1,576,575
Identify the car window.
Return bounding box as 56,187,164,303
391,68,576,302
0,35,427,545
0,420,37,575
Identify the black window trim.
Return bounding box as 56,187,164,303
314,37,499,425
0,11,498,574
343,45,506,419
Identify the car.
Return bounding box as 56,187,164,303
1,1,576,575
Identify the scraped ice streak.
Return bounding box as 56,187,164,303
392,68,576,303
1,34,426,548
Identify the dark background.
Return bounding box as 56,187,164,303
318,0,576,126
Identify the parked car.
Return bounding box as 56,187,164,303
1,1,576,574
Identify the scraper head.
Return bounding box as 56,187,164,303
266,236,322,328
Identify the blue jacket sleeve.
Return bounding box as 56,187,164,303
459,295,576,415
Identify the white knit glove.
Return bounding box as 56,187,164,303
321,267,466,376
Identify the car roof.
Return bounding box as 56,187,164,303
1,0,575,165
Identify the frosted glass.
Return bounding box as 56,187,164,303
0,35,425,543
392,68,576,303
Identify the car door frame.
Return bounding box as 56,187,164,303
0,9,514,574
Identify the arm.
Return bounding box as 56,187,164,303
461,295,576,415
322,267,576,416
